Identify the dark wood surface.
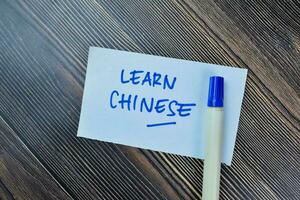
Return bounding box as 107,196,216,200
0,0,299,199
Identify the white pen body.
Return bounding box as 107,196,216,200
202,107,224,200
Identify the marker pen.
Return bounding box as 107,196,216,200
202,76,224,200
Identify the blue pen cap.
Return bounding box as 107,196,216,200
207,76,224,107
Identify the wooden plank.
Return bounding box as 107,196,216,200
0,0,299,199
0,2,173,199
0,117,73,200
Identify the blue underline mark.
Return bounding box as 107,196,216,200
147,121,176,127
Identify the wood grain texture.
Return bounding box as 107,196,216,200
0,117,72,200
0,0,299,199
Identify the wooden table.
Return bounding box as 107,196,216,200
0,1,299,199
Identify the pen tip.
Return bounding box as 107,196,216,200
207,76,224,107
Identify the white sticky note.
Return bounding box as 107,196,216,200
77,47,247,165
